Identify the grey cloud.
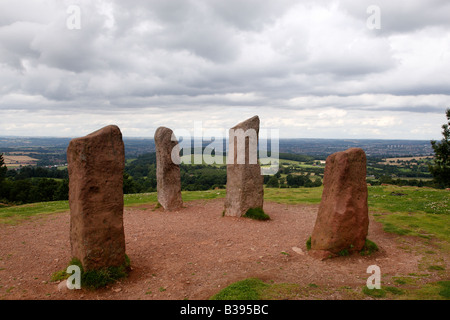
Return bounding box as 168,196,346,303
0,0,449,140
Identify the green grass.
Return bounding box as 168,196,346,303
242,207,270,221
367,186,449,245
263,186,323,204
384,286,405,295
0,200,69,225
368,185,449,215
360,239,379,256
210,278,303,300
362,286,386,298
402,281,450,300
210,278,270,300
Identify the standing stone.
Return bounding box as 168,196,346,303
67,125,126,271
310,148,369,259
224,116,264,217
155,126,183,211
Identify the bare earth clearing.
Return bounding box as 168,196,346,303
0,198,446,300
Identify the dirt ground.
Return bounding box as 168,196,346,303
0,198,446,300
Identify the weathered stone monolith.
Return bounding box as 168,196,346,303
310,147,369,259
224,116,264,217
67,125,126,271
155,126,183,211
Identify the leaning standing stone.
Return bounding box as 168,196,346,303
310,147,369,259
155,126,183,211
224,115,264,217
67,125,126,271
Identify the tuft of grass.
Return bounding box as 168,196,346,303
242,207,270,221
360,239,379,256
51,255,131,290
306,237,311,250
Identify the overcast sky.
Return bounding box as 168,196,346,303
0,0,449,140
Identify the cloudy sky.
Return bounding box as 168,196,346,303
0,0,449,139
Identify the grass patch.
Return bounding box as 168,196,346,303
428,265,445,271
384,286,405,295
210,278,302,300
51,255,131,290
0,201,69,225
375,212,450,243
404,281,450,300
438,281,450,299
242,207,270,221
368,185,449,215
360,239,379,256
263,186,323,204
306,237,311,250
362,286,386,298
210,278,269,300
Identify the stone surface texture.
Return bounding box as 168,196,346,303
224,115,264,217
310,147,369,258
67,125,126,271
155,126,183,211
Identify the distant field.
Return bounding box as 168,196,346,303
381,156,434,165
2,155,38,168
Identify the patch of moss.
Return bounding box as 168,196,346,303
242,207,270,221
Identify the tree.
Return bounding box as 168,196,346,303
266,175,279,188
429,108,450,188
0,153,6,181
0,154,7,200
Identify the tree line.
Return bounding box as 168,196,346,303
0,160,69,204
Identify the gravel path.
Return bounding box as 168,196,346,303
0,198,428,300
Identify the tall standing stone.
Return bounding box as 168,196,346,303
155,126,183,211
224,115,264,217
67,125,126,271
310,147,369,259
